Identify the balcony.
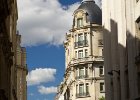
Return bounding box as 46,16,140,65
76,75,89,79
76,92,90,98
70,56,103,66
74,40,88,48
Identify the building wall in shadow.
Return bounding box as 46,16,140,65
0,0,28,100
102,0,140,100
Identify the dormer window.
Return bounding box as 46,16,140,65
77,18,83,28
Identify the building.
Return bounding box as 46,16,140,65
0,0,28,100
16,34,28,100
56,0,105,100
102,0,140,100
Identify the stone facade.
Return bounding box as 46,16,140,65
0,0,27,100
16,34,28,100
56,0,105,100
102,0,140,100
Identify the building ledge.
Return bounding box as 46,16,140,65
69,56,103,66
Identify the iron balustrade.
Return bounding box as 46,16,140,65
74,40,88,48
76,75,89,79
76,92,90,97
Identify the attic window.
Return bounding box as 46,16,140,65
77,18,83,28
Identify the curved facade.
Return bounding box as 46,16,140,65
56,0,105,100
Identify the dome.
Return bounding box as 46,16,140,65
76,0,102,25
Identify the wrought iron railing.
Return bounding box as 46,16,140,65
76,92,90,97
74,40,88,48
76,75,88,79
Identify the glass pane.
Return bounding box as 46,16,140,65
79,68,84,76
86,83,89,92
100,83,104,91
85,49,88,57
77,18,83,28
100,66,103,75
84,33,87,40
79,84,84,93
78,50,83,58
78,34,83,41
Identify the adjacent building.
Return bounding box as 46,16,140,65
16,34,28,100
56,0,105,100
0,0,28,100
102,0,140,100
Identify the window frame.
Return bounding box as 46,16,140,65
99,66,104,76
77,18,83,28
100,82,105,92
78,50,83,58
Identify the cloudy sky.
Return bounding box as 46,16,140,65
17,0,101,100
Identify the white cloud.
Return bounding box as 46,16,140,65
17,0,102,47
38,86,57,95
17,0,80,46
27,68,56,86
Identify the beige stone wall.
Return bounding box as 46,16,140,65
16,34,28,100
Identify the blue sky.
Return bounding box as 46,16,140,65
17,0,101,100
17,0,81,100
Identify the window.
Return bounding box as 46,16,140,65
77,18,83,28
85,49,88,57
78,34,83,42
78,50,83,58
75,51,77,58
76,85,78,94
99,66,104,75
76,83,90,97
79,67,84,77
78,34,83,47
79,84,84,95
76,66,88,79
84,33,88,46
76,68,79,77
86,83,89,94
100,83,105,92
84,33,87,40
85,67,88,77
74,33,88,48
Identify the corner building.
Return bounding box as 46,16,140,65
56,0,105,100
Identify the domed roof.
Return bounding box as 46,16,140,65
76,0,102,25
